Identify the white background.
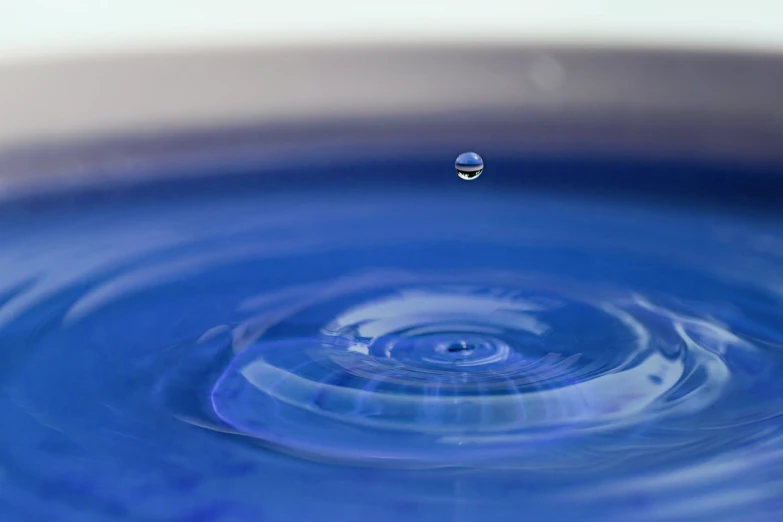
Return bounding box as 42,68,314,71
1,1,783,64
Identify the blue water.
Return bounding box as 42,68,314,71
1,155,783,521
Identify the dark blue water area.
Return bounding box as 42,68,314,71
1,153,783,521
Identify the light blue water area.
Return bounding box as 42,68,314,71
0,156,782,521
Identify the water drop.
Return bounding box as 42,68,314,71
455,152,484,180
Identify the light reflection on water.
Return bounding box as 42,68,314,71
0,169,782,521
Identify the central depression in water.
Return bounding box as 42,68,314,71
0,160,782,522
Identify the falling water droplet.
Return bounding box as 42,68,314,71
455,152,484,180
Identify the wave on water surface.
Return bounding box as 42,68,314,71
0,184,782,521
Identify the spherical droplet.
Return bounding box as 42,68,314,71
455,152,484,180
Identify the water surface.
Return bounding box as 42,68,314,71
0,156,782,521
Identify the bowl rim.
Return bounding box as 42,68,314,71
1,44,782,198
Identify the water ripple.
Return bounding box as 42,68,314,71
203,275,743,467
0,188,782,521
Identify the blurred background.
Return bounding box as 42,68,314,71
2,0,783,64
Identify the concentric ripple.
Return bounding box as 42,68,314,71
1,176,783,521
209,277,739,465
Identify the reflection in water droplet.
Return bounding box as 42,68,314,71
455,152,484,180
